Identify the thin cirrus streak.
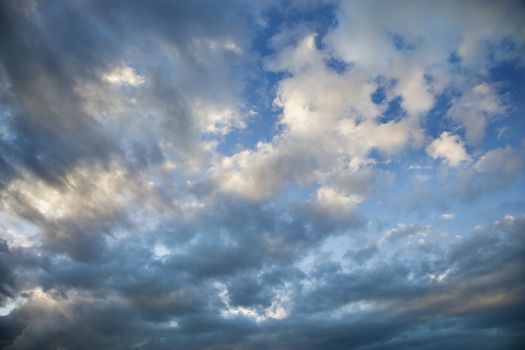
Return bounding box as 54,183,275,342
0,1,524,349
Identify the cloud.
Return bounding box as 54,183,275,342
103,66,145,87
426,132,469,167
0,163,163,262
441,212,455,221
213,32,418,201
1,1,525,349
211,0,525,201
446,143,525,201
0,0,261,189
447,83,507,144
325,0,524,145
475,144,525,179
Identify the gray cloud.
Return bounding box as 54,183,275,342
1,207,523,349
1,1,524,349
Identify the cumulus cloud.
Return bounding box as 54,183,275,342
426,132,470,167
213,32,418,201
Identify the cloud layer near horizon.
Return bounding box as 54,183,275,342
1,1,525,349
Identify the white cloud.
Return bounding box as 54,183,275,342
429,268,453,283
396,69,434,116
212,0,525,201
315,186,362,213
214,33,419,200
103,66,145,87
426,132,469,167
442,212,455,221
324,0,523,140
216,282,290,323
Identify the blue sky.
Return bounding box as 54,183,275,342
1,1,525,349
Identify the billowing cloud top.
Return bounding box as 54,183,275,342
1,1,525,349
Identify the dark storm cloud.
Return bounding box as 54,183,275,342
0,240,15,301
156,194,365,276
0,0,263,261
0,0,117,186
0,0,256,186
0,168,135,262
2,203,524,349
0,185,362,348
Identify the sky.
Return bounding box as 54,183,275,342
0,0,525,349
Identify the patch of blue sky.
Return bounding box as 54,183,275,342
371,83,388,105
377,95,405,123
367,149,525,237
421,91,455,139
388,32,418,51
324,56,351,74
488,62,525,144
214,70,285,155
